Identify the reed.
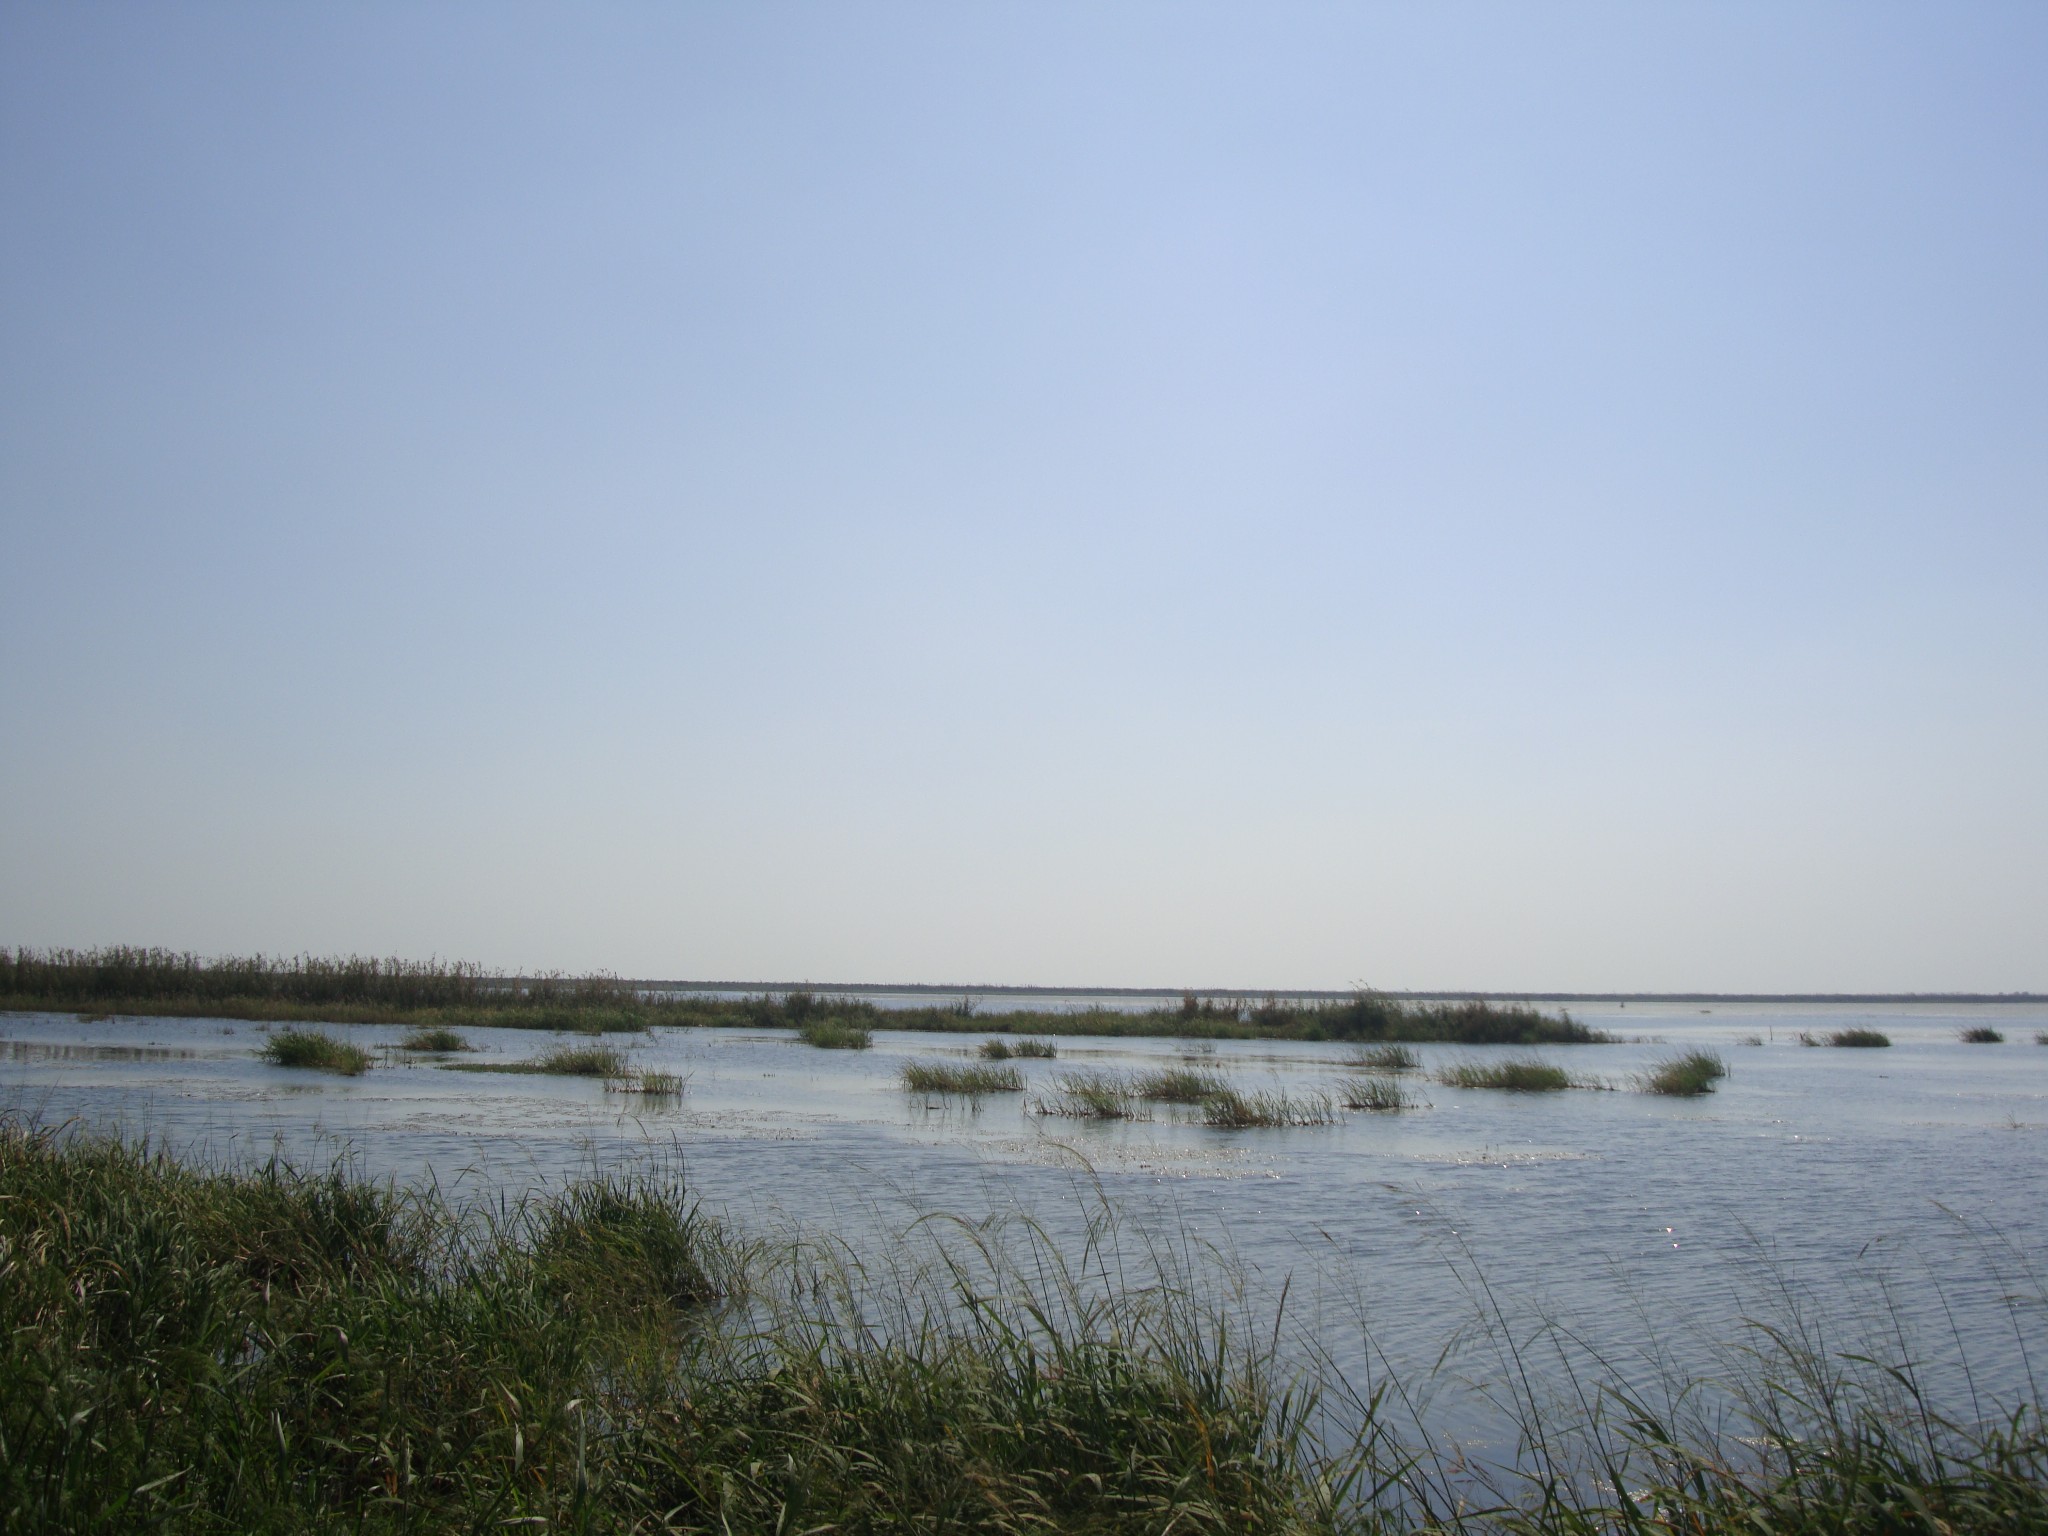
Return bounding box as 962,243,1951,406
1338,1074,1412,1111
1438,1058,1570,1092
396,1024,471,1052
1639,1048,1729,1096
608,1068,687,1097
900,1060,1025,1095
1135,1065,1231,1102
1031,1070,1148,1119
3,1117,2042,1534
1961,1026,2006,1043
977,1037,1013,1058
1199,1087,1338,1128
1828,1028,1893,1048
1351,1043,1419,1072
1012,1036,1058,1057
258,1028,371,1076
797,1018,873,1050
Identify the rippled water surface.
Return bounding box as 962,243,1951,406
7,1001,2045,1448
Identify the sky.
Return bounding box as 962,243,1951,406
2,3,2044,992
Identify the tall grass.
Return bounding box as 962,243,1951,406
797,1018,873,1049
1438,1058,1571,1092
1351,1042,1420,1073
2,1118,2042,1533
1822,1028,1893,1048
1338,1074,1413,1111
1961,1025,2006,1043
1638,1048,1729,1096
258,1028,371,1076
981,1036,1056,1059
900,1060,1025,1095
1200,1087,1338,1127
1135,1065,1231,1102
448,1042,629,1076
396,1024,470,1052
1031,1070,1149,1119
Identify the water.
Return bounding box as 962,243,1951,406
6,1000,2045,1454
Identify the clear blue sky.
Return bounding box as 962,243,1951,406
3,4,2043,990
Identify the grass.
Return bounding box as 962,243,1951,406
1031,1069,1149,1119
1961,1026,2006,1043
1438,1057,1571,1092
2,947,1608,1043
608,1068,687,1097
981,1036,1056,1059
2038,1031,2048,1045
1135,1065,1232,1102
1817,1028,1892,1048
797,1018,873,1049
1639,1048,1729,1096
1351,1042,1420,1072
2,1117,2043,1534
396,1024,470,1052
1200,1087,1338,1127
1338,1074,1413,1111
257,1028,371,1076
900,1060,1025,1095
447,1042,630,1077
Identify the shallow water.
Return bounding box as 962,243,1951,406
6,1000,2045,1453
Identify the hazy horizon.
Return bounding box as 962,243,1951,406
4,5,2044,993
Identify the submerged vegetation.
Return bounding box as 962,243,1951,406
2,947,1603,1042
1438,1058,1571,1093
900,1060,1024,1096
257,1028,371,1076
1639,1048,1729,1096
5,1118,2042,1534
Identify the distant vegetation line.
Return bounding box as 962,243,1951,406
1,946,1603,1044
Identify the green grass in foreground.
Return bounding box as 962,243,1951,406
6,1119,2043,1534
1438,1058,1570,1092
900,1060,1025,1095
257,1028,371,1076
1639,1048,1729,1096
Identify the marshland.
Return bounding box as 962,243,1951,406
4,973,2046,1530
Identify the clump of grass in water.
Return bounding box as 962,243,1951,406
977,1037,1013,1059
1828,1028,1892,1048
1031,1070,1149,1119
1200,1087,1337,1127
798,1018,873,1050
1438,1058,1570,1092
397,1024,471,1052
1961,1026,2005,1044
900,1060,1024,1095
1351,1042,1419,1073
608,1068,687,1097
1638,1048,1728,1096
2037,1031,2048,1046
1135,1066,1230,1103
1338,1074,1412,1111
1012,1036,1056,1057
259,1028,371,1076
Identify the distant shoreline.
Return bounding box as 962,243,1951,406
637,982,2046,1005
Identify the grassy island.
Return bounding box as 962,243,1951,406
2,946,1607,1044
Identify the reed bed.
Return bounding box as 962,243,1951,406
797,1018,873,1050
1031,1069,1150,1119
1351,1043,1420,1073
1200,1086,1338,1128
900,1060,1025,1096
3,1117,2043,1534
1801,1028,1893,1048
1638,1048,1729,1096
1135,1065,1232,1103
2,947,1605,1044
396,1024,470,1052
1438,1058,1571,1093
257,1028,371,1076
1338,1074,1414,1111
1961,1026,2006,1043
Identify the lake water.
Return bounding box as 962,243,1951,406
6,1000,2045,1460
